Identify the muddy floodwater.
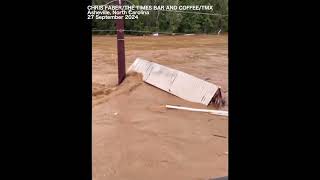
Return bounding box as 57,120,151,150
92,34,228,180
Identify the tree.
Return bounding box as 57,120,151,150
92,0,228,35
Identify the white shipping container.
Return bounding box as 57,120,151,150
128,58,222,106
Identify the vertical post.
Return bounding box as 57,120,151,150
116,0,126,84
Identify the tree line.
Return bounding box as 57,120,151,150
92,0,228,35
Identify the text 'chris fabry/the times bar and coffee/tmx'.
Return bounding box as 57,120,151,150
87,5,214,11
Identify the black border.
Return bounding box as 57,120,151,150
8,0,93,179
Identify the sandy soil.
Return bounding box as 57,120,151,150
92,35,228,180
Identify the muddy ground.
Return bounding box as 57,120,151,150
92,35,228,180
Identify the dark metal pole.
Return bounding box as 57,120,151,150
116,0,126,84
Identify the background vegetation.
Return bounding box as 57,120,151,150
92,0,228,35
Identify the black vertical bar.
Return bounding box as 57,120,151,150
116,0,126,84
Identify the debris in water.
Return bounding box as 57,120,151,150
212,134,227,138
165,104,228,117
